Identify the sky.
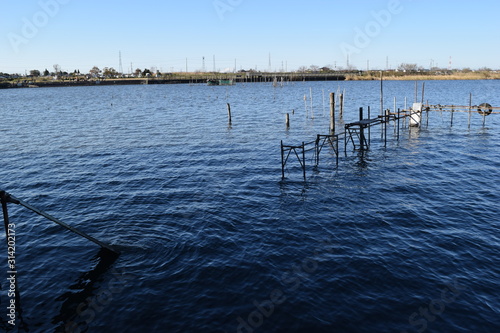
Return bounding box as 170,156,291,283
0,0,499,74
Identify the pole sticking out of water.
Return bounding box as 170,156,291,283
339,93,344,116
310,88,314,119
322,89,326,117
421,82,426,105
451,105,455,127
330,92,335,134
414,81,418,103
380,71,384,116
394,97,397,133
286,113,290,128
227,103,232,124
304,95,308,118
468,93,472,129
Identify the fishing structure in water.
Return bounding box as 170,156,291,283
280,81,500,180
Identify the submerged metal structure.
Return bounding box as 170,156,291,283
280,91,499,180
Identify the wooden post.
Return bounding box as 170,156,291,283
285,113,290,128
426,100,430,127
468,93,472,129
421,82,425,104
359,107,365,150
340,93,344,116
227,103,232,124
414,81,418,103
304,95,308,118
368,106,371,146
316,135,320,167
380,71,384,116
280,141,285,179
451,105,454,127
329,92,335,134
397,108,400,140
344,125,347,155
310,88,314,119
302,142,306,180
384,109,389,147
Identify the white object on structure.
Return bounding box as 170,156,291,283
410,103,423,127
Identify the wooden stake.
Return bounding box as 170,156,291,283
227,103,232,124
340,93,344,116
329,92,335,134
286,113,290,128
310,88,314,119
468,93,472,129
281,141,285,179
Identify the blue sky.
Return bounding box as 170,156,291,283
0,0,498,74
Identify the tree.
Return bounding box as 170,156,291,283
309,65,320,72
478,67,492,72
43,69,50,76
297,66,308,73
89,66,101,77
134,68,142,77
53,64,61,74
30,70,41,77
103,67,118,78
398,63,418,72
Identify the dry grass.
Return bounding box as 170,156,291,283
347,72,500,81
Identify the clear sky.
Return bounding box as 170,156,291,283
0,0,498,74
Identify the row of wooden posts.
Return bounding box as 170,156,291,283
285,93,345,130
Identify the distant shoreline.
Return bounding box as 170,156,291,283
1,72,498,89
347,72,500,81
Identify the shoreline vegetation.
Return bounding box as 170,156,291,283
1,69,499,89
346,71,500,81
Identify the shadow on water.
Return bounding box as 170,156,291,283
278,179,311,201
0,248,120,332
50,248,120,332
352,150,374,177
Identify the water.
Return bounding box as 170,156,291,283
0,80,499,332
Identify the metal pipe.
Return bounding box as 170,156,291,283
2,192,119,254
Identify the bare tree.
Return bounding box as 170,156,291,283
309,65,320,72
398,63,418,72
297,66,308,73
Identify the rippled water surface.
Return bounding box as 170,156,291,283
0,80,499,332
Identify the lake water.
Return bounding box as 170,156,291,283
0,80,499,332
